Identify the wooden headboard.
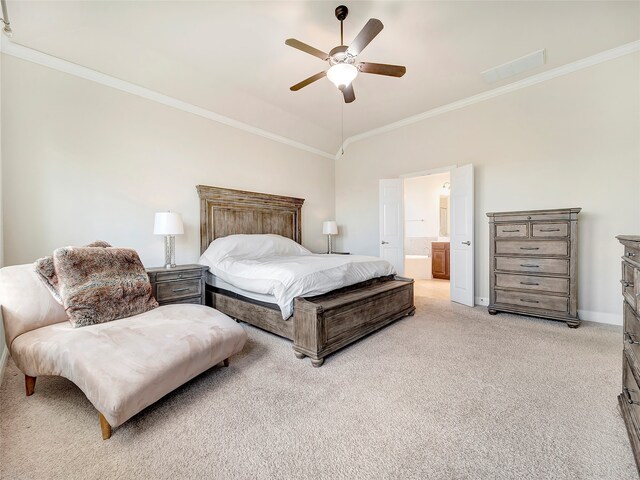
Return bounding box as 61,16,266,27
196,185,305,254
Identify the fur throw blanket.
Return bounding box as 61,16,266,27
35,244,158,328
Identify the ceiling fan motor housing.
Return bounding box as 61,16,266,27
329,45,355,66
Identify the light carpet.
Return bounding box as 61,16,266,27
0,280,636,479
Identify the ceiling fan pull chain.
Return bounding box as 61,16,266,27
341,101,345,155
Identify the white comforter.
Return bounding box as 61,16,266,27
202,254,396,319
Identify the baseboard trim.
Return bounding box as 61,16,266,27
0,343,8,387
474,298,621,326
578,309,622,326
475,297,489,307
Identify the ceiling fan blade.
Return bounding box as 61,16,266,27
290,71,327,91
285,38,330,61
342,84,355,103
346,18,384,57
358,62,406,77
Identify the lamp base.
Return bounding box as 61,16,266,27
164,235,176,268
326,234,334,254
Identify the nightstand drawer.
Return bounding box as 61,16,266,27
154,270,202,282
156,279,202,302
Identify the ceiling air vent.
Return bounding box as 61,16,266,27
481,49,546,83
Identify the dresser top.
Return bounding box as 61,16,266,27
486,207,581,217
617,235,640,243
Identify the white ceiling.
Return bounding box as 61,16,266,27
5,1,640,155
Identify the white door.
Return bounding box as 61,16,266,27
450,164,474,306
379,179,404,275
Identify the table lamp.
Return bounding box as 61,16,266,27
154,211,184,268
323,221,338,254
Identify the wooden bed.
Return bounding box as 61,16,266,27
197,185,415,367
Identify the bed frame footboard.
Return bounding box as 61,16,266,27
292,276,415,366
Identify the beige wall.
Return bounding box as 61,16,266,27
336,53,640,324
1,55,335,267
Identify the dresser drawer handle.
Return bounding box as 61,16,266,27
540,228,561,232
621,280,635,288
628,252,637,258
502,229,520,232
624,387,640,405
520,264,539,268
625,332,640,345
520,247,540,251
520,298,539,304
172,287,191,293
178,274,183,279
520,282,539,286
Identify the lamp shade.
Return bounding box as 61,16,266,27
154,212,184,235
322,221,338,235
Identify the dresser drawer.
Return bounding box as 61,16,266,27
495,240,569,256
156,279,202,301
496,273,569,294
495,290,568,313
626,244,640,263
495,257,569,275
623,353,640,437
622,261,639,313
532,222,568,238
625,302,640,351
496,224,527,238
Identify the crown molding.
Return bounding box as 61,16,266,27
335,39,640,159
1,36,637,163
0,36,336,160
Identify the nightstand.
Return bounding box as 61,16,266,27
146,264,208,306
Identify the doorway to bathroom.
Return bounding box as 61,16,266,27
403,172,451,300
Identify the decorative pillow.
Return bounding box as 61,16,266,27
34,241,111,304
53,246,158,328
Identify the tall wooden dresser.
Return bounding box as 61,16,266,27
617,235,640,471
487,208,581,328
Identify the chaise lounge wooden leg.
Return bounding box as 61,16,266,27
222,358,229,367
99,412,112,440
25,375,36,396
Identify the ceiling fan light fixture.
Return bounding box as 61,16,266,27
327,63,358,90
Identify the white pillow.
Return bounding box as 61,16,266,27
199,234,311,267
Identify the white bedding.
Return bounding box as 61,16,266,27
198,234,396,319
204,271,278,306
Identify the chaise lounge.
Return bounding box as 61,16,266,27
0,264,247,439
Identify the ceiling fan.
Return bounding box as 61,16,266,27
286,5,406,104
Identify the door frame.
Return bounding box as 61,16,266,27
395,164,475,306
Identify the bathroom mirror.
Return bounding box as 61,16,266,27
439,195,450,237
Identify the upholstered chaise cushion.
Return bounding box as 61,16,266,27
10,304,247,428
53,246,158,328
34,241,111,304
